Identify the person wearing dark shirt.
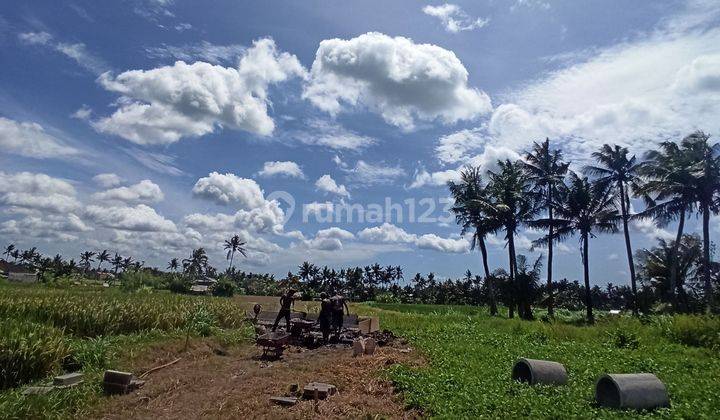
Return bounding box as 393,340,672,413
317,292,333,343
272,288,297,332
330,293,349,335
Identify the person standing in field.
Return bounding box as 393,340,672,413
330,293,349,336
272,288,297,332
317,292,333,343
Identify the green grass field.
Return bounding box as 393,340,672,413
2,282,719,419
358,302,720,418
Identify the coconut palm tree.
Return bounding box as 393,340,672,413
584,144,642,315
635,234,702,311
182,248,208,277
3,244,15,261
167,258,179,273
449,166,502,315
535,172,619,323
122,256,134,273
224,234,247,271
680,131,720,311
10,249,20,263
20,247,39,267
79,251,96,274
522,138,569,317
487,160,539,319
636,139,697,310
111,253,123,275
96,250,111,271
298,262,315,282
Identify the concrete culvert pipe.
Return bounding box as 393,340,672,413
511,358,568,385
595,373,669,410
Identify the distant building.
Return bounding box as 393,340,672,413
189,276,217,295
0,261,38,283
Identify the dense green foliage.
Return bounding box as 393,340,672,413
358,303,720,418
0,319,69,389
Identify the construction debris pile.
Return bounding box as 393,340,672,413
249,308,382,358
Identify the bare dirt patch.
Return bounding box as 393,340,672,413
91,336,422,419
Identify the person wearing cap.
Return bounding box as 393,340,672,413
272,288,297,332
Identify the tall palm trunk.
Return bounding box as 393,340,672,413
582,231,594,323
546,186,555,317
478,234,497,315
669,207,685,311
702,203,712,313
619,182,638,316
507,231,516,319
508,231,525,319
228,249,235,271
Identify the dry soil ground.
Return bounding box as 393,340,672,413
91,296,422,419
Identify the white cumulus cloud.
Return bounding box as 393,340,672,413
93,38,306,145
0,172,80,214
92,173,123,188
85,204,177,232
315,174,349,198
257,161,305,179
92,180,164,204
192,172,266,208
303,32,492,130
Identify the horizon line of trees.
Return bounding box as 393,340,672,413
3,132,720,321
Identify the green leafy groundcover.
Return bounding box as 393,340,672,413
361,304,720,418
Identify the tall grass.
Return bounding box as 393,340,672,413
0,319,69,389
0,286,245,337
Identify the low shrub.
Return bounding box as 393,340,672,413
0,319,69,389
169,277,190,294
665,314,720,350
606,328,640,349
65,336,115,371
212,279,235,297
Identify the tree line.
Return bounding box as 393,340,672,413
449,131,720,322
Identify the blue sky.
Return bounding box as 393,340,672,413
1,0,719,286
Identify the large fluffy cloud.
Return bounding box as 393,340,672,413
93,38,306,144
0,117,79,159
184,202,285,235
0,172,80,213
92,180,164,204
303,32,491,130
0,213,92,242
357,223,469,253
192,172,266,208
85,204,177,232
